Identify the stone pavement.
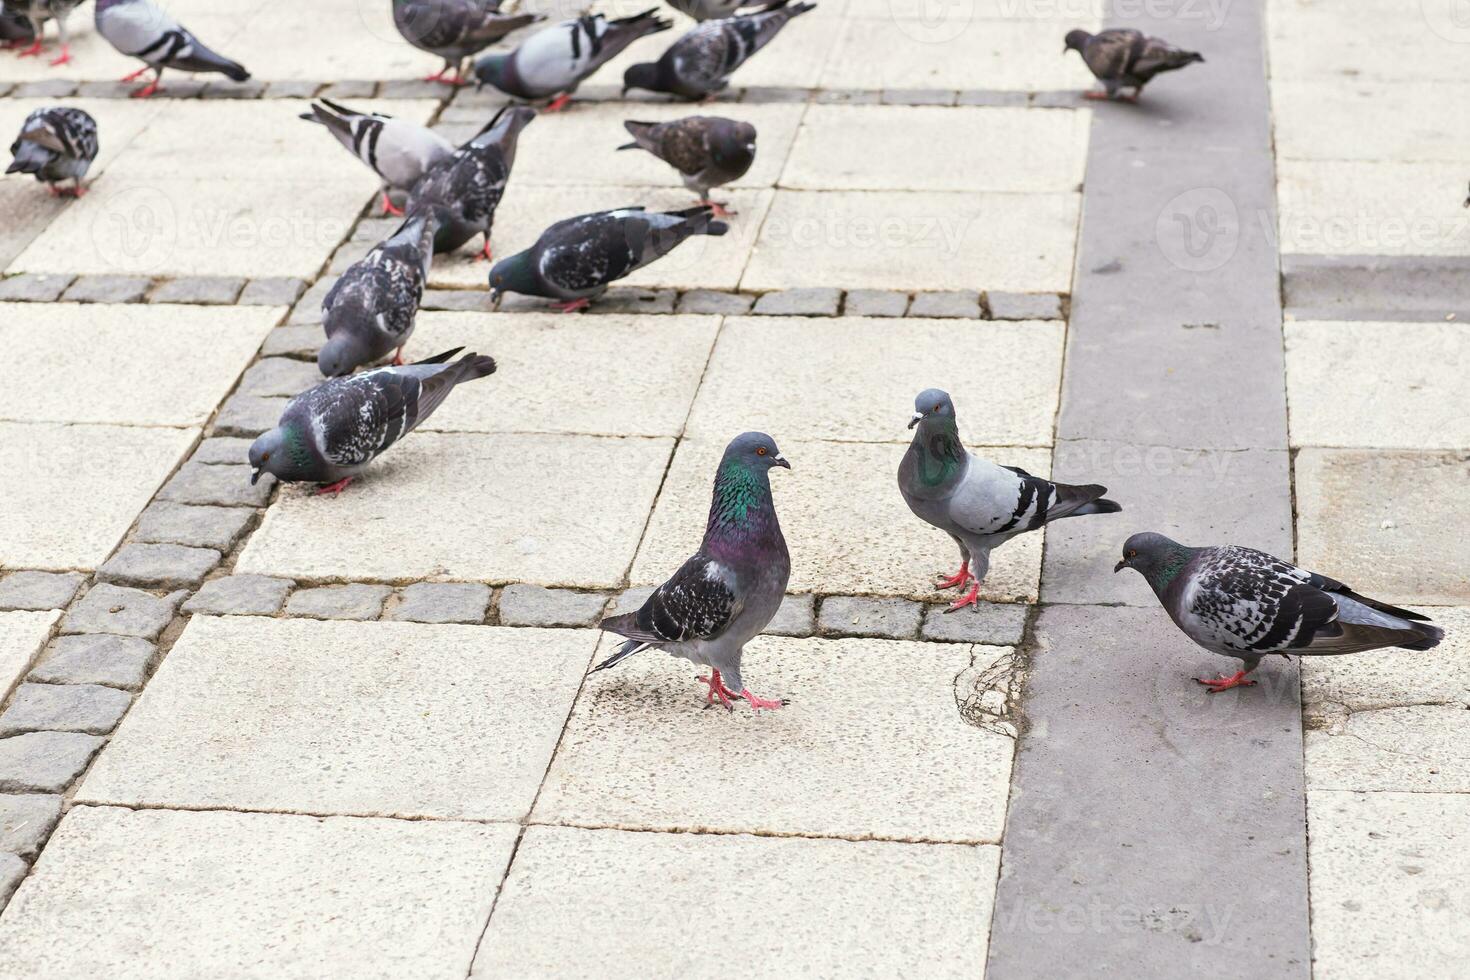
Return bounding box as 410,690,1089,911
0,0,1465,977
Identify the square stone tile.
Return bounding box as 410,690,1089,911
687,317,1062,445
742,190,1079,293
1295,449,1470,606
1277,160,1470,257
0,422,196,572
783,105,1087,192
1269,0,1465,83
238,432,671,586
1272,81,1470,162
633,438,1047,601
221,0,427,82
514,102,805,190
537,634,1014,840
474,826,998,978
1307,790,1470,979
0,611,60,703
1285,320,1470,450
428,185,773,292
78,617,595,820
0,805,517,980
410,312,719,437
0,303,277,427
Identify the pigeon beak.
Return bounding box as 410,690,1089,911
250,468,262,486
907,412,924,430
489,288,502,303
773,454,790,470
1113,559,1126,573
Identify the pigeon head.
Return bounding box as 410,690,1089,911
908,388,957,430
249,423,312,485
622,62,662,96
721,431,790,473
487,249,536,303
316,329,373,379
471,105,537,155
710,119,758,172
1063,29,1092,54
707,432,789,536
473,54,509,91
1114,531,1192,586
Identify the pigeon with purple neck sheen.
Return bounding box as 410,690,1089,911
900,388,1121,612
1115,532,1445,693
318,211,437,377
1063,28,1203,102
594,432,791,712
622,1,815,101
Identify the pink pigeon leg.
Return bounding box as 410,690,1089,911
380,190,404,216
48,43,71,66
315,477,355,497
543,93,571,112
697,199,735,218
698,670,737,709
550,297,590,313
1195,670,1257,694
15,39,42,58
936,562,972,590
120,65,150,81
741,689,785,711
944,583,981,613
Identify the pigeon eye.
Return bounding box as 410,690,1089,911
933,403,942,412
1126,549,1137,558
261,452,271,462
756,447,768,456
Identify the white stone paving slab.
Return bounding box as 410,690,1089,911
0,303,279,427
1307,790,1470,979
535,635,1016,841
411,312,719,438
1285,320,1470,450
225,0,431,82
1272,81,1470,163
741,189,1079,293
237,432,672,587
1277,160,1470,257
782,105,1089,192
633,438,1047,601
429,184,773,292
0,805,516,980
0,610,60,703
474,825,999,979
0,422,197,572
78,617,596,819
1269,0,1465,83
687,316,1063,446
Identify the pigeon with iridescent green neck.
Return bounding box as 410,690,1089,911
593,431,791,712
1115,532,1444,693
899,388,1121,611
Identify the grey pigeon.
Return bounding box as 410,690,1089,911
1115,532,1445,693
0,7,37,49
7,106,97,197
594,431,791,711
3,0,82,64
900,388,1121,611
618,115,756,215
667,0,769,21
1064,28,1203,101
473,9,671,112
318,211,437,378
392,0,542,85
405,105,536,258
96,0,251,98
487,204,728,312
622,0,815,101
248,347,497,496
299,100,455,216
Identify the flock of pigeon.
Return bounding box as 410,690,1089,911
5,1,1445,713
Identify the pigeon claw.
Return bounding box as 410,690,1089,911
474,238,493,262
380,191,405,217
741,689,786,712
935,563,973,590
120,65,150,82
550,298,590,313
1082,90,1112,101
698,670,738,710
14,39,42,58
130,80,161,99
698,199,736,218
543,93,571,112
1195,671,1258,694
48,45,71,67
943,584,981,613
315,477,355,497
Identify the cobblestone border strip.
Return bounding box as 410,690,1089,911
1282,253,1470,321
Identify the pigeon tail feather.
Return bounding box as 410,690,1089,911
591,637,650,672
1397,621,1444,651
1072,497,1122,516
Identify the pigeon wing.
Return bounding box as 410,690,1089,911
620,553,739,643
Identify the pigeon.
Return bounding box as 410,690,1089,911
618,115,756,216
299,100,455,217
95,0,251,98
6,106,97,197
0,6,36,48
1115,532,1445,693
392,0,542,86
318,211,437,378
404,104,536,258
666,0,769,21
1063,28,1203,102
472,9,671,112
248,347,497,496
487,204,728,312
3,0,81,65
900,388,1121,611
622,1,815,101
594,431,791,711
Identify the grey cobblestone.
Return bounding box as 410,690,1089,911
0,731,104,793
239,358,321,398
97,543,220,591
920,602,1029,646
882,88,955,106
0,274,74,302
203,77,267,99
320,79,377,99
213,394,287,438
149,276,245,305
956,90,1031,107
28,635,154,692
135,502,253,552
0,683,131,737
595,288,677,315
814,89,880,104
158,462,275,508
74,81,132,98
909,290,982,319
285,584,392,621
0,794,61,860
0,572,85,612
843,289,909,317
675,290,754,315
0,853,24,907
61,275,151,304
741,86,811,104
191,437,253,465
157,78,208,98
420,289,495,312
752,288,842,317
765,594,816,637
817,596,922,639
183,575,293,617
1029,91,1086,108
378,79,444,99
497,584,607,628
62,584,186,640
238,277,307,306
11,79,76,98
386,583,491,624
287,276,337,324
986,292,1063,320
261,324,326,358
607,587,654,618
263,80,321,99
